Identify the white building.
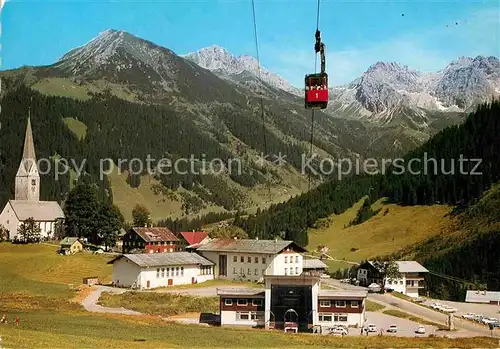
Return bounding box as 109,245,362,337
0,117,64,240
217,275,367,330
465,290,500,305
108,252,215,289
193,238,306,282
385,261,428,298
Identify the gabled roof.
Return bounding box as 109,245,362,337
130,227,179,242
303,258,328,269
9,200,64,221
395,261,428,273
60,237,80,246
108,252,214,267
180,231,208,245
195,238,307,254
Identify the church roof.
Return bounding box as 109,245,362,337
9,200,64,221
20,117,37,173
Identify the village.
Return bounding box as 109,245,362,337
0,117,499,344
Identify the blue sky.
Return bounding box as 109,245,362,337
1,0,499,87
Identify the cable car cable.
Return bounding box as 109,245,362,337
251,0,272,204
307,0,321,224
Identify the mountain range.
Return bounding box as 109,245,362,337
1,29,498,220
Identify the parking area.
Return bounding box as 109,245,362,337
424,298,500,319
353,311,438,337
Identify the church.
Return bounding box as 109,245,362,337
0,117,65,241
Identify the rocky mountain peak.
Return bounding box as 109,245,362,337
183,45,302,96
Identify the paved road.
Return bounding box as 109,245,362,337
323,278,498,338
82,286,142,315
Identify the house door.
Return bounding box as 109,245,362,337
219,254,227,277
146,280,150,288
168,279,173,286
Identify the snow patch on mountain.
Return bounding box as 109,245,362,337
183,45,302,96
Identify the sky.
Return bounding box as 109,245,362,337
1,0,499,87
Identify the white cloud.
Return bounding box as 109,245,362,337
265,7,500,88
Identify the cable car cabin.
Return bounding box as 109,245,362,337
305,73,328,109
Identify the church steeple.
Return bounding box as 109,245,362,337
15,111,40,201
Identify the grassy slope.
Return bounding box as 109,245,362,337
307,198,453,270
393,182,500,261
0,243,495,348
62,117,88,140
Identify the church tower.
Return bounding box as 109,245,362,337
15,116,40,201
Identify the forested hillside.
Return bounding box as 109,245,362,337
235,101,500,246
386,183,500,300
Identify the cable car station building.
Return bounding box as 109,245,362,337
217,274,367,331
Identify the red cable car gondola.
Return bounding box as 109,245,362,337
305,29,328,109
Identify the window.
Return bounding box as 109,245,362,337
248,268,251,275
290,268,293,275
176,267,179,276
161,268,165,278
295,267,299,274
334,314,348,322
166,268,170,277
319,300,331,307
255,257,259,263
237,299,248,306
233,267,237,274
240,268,244,274
351,301,359,308
234,256,237,262
252,299,262,306
400,280,403,285
319,313,333,322
237,312,250,320
262,257,266,264
262,269,265,275
335,301,346,307
254,269,258,275
225,299,233,306
241,256,244,263
181,267,184,276
295,256,299,263
388,280,392,285
237,312,263,321
248,257,252,263
284,268,288,275
31,179,36,186
284,256,288,263
156,268,160,278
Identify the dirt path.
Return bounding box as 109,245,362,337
81,286,142,315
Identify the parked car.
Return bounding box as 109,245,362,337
367,324,377,332
329,326,348,336
462,312,478,320
415,325,426,334
387,325,398,333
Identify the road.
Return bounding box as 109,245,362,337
322,278,499,338
82,286,142,315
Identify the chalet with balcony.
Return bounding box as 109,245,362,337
122,227,179,254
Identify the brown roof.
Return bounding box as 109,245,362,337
130,227,179,242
